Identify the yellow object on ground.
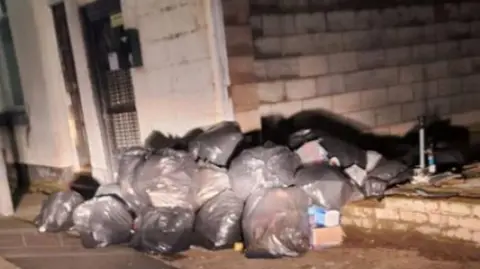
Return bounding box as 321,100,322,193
233,242,244,252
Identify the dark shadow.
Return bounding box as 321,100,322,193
245,109,471,170
68,172,101,200
261,109,406,157
1,111,30,210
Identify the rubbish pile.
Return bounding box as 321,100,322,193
34,118,468,258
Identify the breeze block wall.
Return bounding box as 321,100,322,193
342,197,480,244
245,0,480,135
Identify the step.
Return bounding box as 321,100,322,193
253,22,480,59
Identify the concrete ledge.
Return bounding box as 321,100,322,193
342,196,480,244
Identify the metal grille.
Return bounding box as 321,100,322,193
110,111,140,150
106,69,136,107
105,69,140,151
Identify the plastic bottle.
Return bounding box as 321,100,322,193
427,144,436,174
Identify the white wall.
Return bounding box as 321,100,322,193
5,0,77,169
122,0,232,139
0,0,232,185
64,0,111,183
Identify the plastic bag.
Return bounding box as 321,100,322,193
95,183,123,198
72,195,135,248
295,140,328,164
116,147,152,212
115,146,151,182
318,136,367,169
69,174,100,200
229,146,302,200
34,191,84,233
188,121,243,166
133,149,197,209
193,162,230,208
365,150,383,172
363,160,412,197
288,129,321,150
193,190,243,250
130,206,194,254
242,187,310,259
295,163,354,210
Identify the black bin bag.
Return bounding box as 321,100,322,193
192,162,230,209
120,148,197,212
364,160,412,197
188,121,244,167
319,136,367,169
130,206,195,254
242,187,310,259
229,145,302,201
295,163,354,210
193,190,243,250
72,195,135,248
34,191,84,233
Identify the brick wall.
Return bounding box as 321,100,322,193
222,0,262,132
230,0,480,135
342,197,480,244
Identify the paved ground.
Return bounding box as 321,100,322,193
3,195,480,269
8,252,174,269
0,194,175,269
155,228,480,269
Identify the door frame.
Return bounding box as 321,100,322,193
59,0,114,183
51,1,92,171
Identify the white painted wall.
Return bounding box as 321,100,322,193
63,0,112,183
122,0,232,139
5,0,76,169
0,0,232,184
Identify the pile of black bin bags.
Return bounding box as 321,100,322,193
34,121,414,259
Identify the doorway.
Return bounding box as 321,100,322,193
80,0,141,170
51,2,91,171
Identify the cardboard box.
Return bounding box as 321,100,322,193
310,226,345,250
308,206,341,228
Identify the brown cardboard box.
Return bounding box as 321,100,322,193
310,226,345,250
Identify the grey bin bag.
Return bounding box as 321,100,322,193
117,147,153,213
72,195,135,248
229,145,302,201
192,162,231,209
193,190,243,250
188,121,244,167
295,163,355,210
95,183,123,198
119,148,198,212
137,149,198,209
115,146,152,182
363,159,412,198
130,206,195,254
34,191,84,233
242,187,310,259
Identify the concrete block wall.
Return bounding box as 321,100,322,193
222,0,261,132
246,0,480,135
342,197,480,244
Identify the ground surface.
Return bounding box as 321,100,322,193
4,196,480,269
153,228,480,269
